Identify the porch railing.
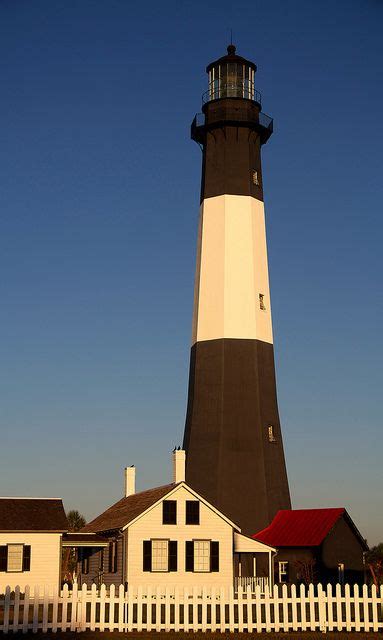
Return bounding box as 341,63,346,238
234,576,269,593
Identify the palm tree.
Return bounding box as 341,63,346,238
62,510,87,584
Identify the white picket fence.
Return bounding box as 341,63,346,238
1,582,382,633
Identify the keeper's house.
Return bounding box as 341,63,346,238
253,508,368,586
77,450,275,591
0,498,68,592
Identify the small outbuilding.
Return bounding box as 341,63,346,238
0,497,68,591
253,508,368,586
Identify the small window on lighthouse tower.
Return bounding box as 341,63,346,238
268,425,277,443
259,294,266,310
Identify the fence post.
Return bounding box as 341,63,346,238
165,585,171,631
345,583,352,631
299,583,307,631
184,587,190,633
353,584,360,632
174,586,180,632
3,585,11,634
371,584,378,632
78,583,87,632
380,585,383,631
255,584,262,632
237,585,243,633
327,583,333,631
308,583,316,631
362,583,370,632
70,582,78,632
155,585,161,632
32,585,40,633
335,582,342,631
201,585,208,632
109,583,116,631
12,585,21,633
89,583,97,631
273,584,280,632
22,584,30,634
291,584,298,631
192,586,199,632
118,584,125,632
317,583,327,633
219,586,225,633
281,583,289,632
42,584,49,633
210,586,216,632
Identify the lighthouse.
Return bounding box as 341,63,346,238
183,46,291,535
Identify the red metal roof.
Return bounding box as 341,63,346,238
253,508,345,547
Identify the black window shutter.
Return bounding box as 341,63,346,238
113,541,118,573
22,545,31,572
186,501,200,525
210,541,219,572
0,546,8,572
108,542,113,573
163,500,177,525
143,540,152,572
168,541,177,572
185,541,194,572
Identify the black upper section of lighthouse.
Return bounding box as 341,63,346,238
191,45,273,203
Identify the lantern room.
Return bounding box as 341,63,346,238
203,44,261,105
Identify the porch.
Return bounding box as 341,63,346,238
233,532,275,594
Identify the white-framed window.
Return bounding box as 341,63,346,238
278,561,289,583
268,425,277,442
193,540,210,572
151,539,168,572
7,544,24,572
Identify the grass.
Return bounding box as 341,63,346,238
4,633,383,639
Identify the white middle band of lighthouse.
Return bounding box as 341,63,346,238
192,194,273,346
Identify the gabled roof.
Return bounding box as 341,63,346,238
82,481,240,534
82,484,176,533
253,508,346,547
0,498,68,532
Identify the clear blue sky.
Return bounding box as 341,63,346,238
1,0,382,544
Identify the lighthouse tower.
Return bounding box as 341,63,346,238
183,46,291,535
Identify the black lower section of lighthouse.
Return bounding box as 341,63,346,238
182,46,291,535
184,338,290,535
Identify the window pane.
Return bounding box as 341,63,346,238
194,540,210,572
7,544,23,572
152,540,168,572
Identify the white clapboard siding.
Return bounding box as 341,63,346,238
126,484,234,589
0,582,382,633
0,532,62,592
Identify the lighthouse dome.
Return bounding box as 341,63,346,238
204,45,259,103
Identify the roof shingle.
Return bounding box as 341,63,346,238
0,498,68,532
82,484,176,533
